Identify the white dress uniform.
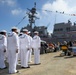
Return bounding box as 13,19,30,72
19,33,30,68
28,35,33,62
7,32,19,74
0,34,7,69
32,34,41,64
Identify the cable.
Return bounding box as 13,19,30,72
15,15,27,27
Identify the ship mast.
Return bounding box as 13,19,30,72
27,2,39,36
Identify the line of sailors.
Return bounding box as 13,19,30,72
0,27,41,74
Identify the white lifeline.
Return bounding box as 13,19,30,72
28,35,33,62
0,34,7,68
7,32,19,74
19,33,30,67
32,35,41,64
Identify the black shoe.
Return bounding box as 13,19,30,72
21,67,25,68
0,67,7,70
26,66,30,68
3,67,7,69
21,66,30,69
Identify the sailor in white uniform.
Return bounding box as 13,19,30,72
32,31,41,65
16,29,21,61
0,30,7,69
20,29,30,68
7,27,19,74
28,31,33,63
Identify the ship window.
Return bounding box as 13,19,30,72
66,27,70,31
54,28,63,32
39,31,43,34
60,28,63,31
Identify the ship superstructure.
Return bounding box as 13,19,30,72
51,20,76,43
21,24,48,37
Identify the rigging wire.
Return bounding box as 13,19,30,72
15,15,27,27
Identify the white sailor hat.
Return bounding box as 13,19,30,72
34,31,39,34
11,27,18,30
23,29,28,32
28,31,31,34
1,30,7,33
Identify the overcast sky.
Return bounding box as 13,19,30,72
0,0,76,33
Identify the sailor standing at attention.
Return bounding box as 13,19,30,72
20,29,30,68
32,31,41,65
0,30,7,69
28,31,33,63
7,27,19,74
